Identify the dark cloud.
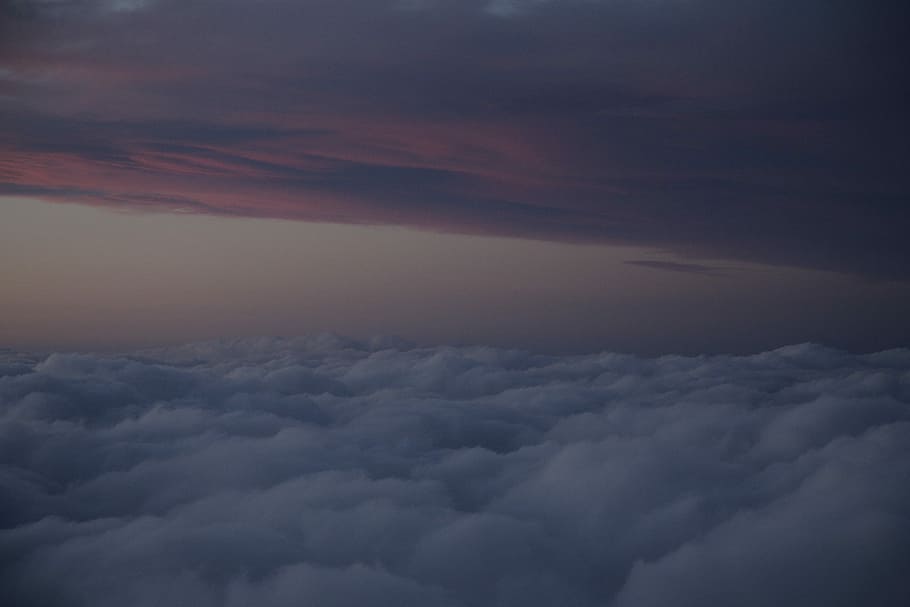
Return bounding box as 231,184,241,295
2,336,909,606
624,260,725,276
1,1,909,278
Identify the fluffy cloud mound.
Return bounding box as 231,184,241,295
2,336,909,606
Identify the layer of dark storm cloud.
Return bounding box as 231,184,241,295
2,336,910,606
1,1,909,277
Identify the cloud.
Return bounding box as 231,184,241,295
1,336,909,606
623,260,725,276
1,1,909,279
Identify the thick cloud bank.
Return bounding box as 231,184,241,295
2,336,909,606
3,1,910,279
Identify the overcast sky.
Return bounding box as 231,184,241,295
1,0,909,352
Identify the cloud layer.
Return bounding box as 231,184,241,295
1,1,909,278
2,336,909,606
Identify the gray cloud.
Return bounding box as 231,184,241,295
1,1,908,278
2,336,909,606
623,260,725,276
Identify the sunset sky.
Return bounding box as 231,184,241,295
4,4,910,606
2,0,909,352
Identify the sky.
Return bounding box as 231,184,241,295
2,0,910,352
3,5,910,604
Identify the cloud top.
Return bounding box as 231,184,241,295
2,336,910,606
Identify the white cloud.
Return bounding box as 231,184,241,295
1,336,909,605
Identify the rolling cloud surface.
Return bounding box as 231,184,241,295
2,335,909,606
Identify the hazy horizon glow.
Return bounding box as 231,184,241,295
3,197,909,354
